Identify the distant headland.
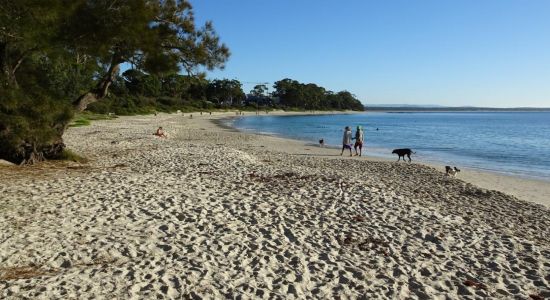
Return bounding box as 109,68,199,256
365,104,550,112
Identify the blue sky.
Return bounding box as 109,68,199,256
192,0,550,107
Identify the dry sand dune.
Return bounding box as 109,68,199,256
1,113,548,299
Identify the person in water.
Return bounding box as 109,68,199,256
340,126,353,156
353,125,364,156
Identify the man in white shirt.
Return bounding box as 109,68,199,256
340,126,353,156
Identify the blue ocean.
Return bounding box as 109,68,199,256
229,112,550,180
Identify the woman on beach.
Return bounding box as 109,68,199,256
154,126,167,138
341,126,353,156
353,126,364,156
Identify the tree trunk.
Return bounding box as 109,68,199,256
0,137,66,166
0,42,13,86
73,91,100,112
1,44,35,88
73,55,122,112
0,43,5,78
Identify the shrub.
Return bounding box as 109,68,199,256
52,149,88,163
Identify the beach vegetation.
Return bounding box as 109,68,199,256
251,84,269,98
52,149,89,163
68,112,117,127
206,79,246,107
69,118,91,128
0,0,229,165
273,78,364,111
83,74,365,116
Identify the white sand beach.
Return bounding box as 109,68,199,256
1,112,549,299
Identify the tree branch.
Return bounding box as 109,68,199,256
73,52,125,111
0,28,20,40
12,47,37,75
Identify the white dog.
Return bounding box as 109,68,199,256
445,166,460,177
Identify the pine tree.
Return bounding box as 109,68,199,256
0,0,229,164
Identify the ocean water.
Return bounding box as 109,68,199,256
229,112,550,180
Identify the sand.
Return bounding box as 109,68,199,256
1,112,548,299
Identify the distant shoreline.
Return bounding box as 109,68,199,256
365,106,550,112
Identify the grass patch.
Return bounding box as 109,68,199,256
69,112,117,127
69,117,91,127
82,112,118,121
53,149,89,163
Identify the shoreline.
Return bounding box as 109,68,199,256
222,111,550,207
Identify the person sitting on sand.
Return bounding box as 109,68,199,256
154,126,167,138
353,125,364,156
341,126,353,156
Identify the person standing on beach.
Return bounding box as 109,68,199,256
353,125,364,156
341,126,353,156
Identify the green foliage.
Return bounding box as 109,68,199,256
68,112,116,127
52,149,89,163
122,70,162,97
0,0,230,164
87,95,155,115
273,78,364,111
206,79,245,106
251,84,268,97
60,0,230,77
0,86,73,163
84,73,364,115
69,118,91,127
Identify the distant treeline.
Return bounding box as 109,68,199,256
87,72,365,115
272,79,364,111
365,106,550,112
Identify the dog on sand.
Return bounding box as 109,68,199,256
319,139,325,147
445,166,460,177
392,148,415,162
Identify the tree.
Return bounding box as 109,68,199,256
206,79,245,107
183,75,209,102
0,0,230,164
66,0,230,111
250,84,268,97
273,78,302,107
0,0,95,164
272,78,364,111
302,83,325,110
160,74,189,98
122,69,161,98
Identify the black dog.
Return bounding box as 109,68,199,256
392,148,415,162
319,139,325,147
445,166,460,177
